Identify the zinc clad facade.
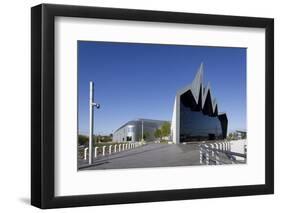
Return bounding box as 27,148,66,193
113,119,170,142
171,63,228,143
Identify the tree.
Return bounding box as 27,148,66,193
78,135,88,146
143,132,150,140
154,129,162,139
161,122,171,137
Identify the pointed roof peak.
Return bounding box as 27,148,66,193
190,63,204,103
197,62,204,76
199,62,204,71
192,63,204,85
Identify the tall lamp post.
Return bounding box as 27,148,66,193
88,81,100,165
141,120,144,142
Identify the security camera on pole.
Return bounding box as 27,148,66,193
88,81,100,165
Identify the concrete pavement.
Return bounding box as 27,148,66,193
79,142,239,170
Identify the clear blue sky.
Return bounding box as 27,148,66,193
78,41,246,135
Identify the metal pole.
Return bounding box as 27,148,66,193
141,120,144,141
88,81,93,165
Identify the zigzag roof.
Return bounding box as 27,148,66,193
177,63,220,115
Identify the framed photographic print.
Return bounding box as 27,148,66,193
31,3,274,209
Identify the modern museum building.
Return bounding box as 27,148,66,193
113,63,228,144
171,63,228,143
113,119,169,143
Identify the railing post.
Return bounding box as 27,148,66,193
199,145,203,164
204,144,209,165
215,151,220,165
84,147,88,160
213,143,219,165
210,144,214,157
214,143,219,151
109,145,112,155
102,146,106,156
94,146,98,158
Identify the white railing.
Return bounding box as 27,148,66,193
199,142,247,165
81,142,144,161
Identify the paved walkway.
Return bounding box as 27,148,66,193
79,143,211,170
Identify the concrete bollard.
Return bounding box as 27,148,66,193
122,144,125,151
94,147,98,158
118,144,122,152
84,147,88,160
102,146,106,156
125,144,128,150
109,145,112,155
219,143,222,150
114,144,117,153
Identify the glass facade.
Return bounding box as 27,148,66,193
180,91,224,142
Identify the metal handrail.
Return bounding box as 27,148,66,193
205,147,246,158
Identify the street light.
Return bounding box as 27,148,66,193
141,120,144,142
88,81,100,165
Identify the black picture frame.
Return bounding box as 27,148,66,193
31,3,274,209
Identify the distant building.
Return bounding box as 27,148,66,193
236,130,247,139
113,119,169,142
171,63,228,143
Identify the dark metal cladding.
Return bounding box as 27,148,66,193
175,63,228,143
